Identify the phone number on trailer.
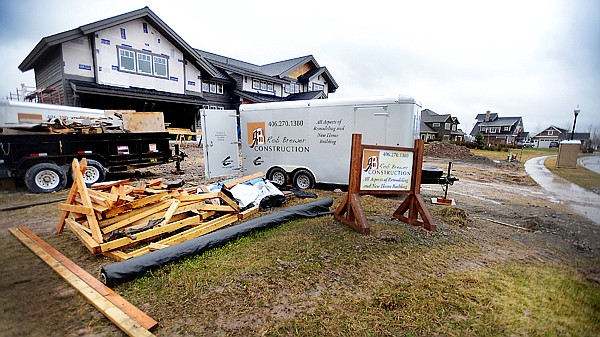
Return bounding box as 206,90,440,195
268,120,304,127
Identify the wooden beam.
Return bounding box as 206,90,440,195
58,203,94,216
65,218,101,254
9,226,157,334
100,215,202,252
101,201,174,234
223,172,264,189
104,192,169,219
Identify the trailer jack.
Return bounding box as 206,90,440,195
421,161,458,205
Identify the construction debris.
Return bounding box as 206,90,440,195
56,158,264,261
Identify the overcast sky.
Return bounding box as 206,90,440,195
1,0,598,134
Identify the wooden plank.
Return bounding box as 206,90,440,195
159,214,238,246
65,218,101,254
223,172,264,189
91,179,134,190
196,204,235,212
73,159,103,244
147,178,162,187
58,203,94,216
100,215,201,252
148,243,169,251
101,200,174,234
56,162,81,233
10,227,158,330
102,250,132,261
238,205,259,220
104,192,169,219
88,188,120,202
75,196,109,213
174,192,219,202
218,192,240,212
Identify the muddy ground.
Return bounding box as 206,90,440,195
0,143,598,336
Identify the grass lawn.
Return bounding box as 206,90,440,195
471,147,558,163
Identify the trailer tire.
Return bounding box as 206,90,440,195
72,159,106,187
292,169,315,190
24,163,68,193
267,167,288,187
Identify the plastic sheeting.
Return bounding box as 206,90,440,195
100,197,333,286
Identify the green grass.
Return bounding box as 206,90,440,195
117,203,600,336
545,157,600,192
471,147,558,162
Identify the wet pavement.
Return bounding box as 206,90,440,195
578,155,600,175
525,156,600,226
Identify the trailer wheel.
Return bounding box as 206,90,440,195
292,169,315,190
24,163,68,193
267,167,288,187
73,159,106,187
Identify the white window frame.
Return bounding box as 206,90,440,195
445,123,451,130
252,79,260,90
153,55,168,77
313,83,324,91
137,52,152,75
217,83,223,94
119,48,136,72
548,130,553,135
432,123,440,127
503,126,510,131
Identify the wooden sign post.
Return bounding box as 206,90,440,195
334,134,435,234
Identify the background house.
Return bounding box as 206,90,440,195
420,109,463,142
18,7,338,130
469,110,524,145
532,125,591,148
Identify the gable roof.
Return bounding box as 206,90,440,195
196,50,339,93
421,109,455,124
19,7,221,78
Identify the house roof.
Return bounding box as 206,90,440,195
196,50,339,93
19,7,221,79
70,80,207,105
475,112,498,121
531,125,568,138
421,109,456,124
234,89,325,104
477,117,521,127
420,121,436,133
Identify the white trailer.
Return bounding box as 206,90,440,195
239,95,421,188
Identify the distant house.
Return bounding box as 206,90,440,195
469,110,524,145
420,109,464,142
532,125,591,148
18,7,338,130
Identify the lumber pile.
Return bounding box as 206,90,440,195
57,158,261,261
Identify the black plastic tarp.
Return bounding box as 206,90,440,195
100,197,333,286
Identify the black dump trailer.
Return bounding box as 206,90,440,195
0,132,176,193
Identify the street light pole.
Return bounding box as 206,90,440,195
570,105,580,141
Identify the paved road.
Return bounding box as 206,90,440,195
525,156,600,226
578,155,600,175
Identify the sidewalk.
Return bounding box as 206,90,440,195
524,156,600,226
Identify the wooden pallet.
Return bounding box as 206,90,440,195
56,159,260,260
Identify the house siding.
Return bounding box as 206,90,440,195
33,46,64,103
94,18,186,94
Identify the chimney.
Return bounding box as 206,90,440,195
485,110,491,122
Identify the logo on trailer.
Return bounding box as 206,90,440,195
362,150,380,172
247,122,266,148
253,157,264,166
222,156,233,167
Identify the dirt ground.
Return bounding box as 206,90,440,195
0,143,598,336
